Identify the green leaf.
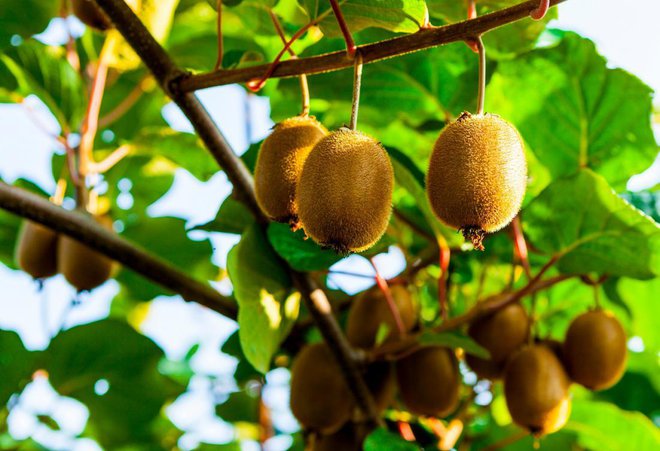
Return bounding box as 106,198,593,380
363,428,419,451
0,0,59,49
303,0,427,36
0,330,35,406
267,222,342,271
227,224,299,373
487,33,658,189
42,320,184,448
215,390,260,423
565,400,660,451
418,330,490,359
195,196,255,234
523,170,660,279
607,278,660,352
220,331,262,385
0,40,85,129
0,207,21,270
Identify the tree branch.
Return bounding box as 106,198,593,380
178,0,566,92
0,182,237,319
93,0,379,425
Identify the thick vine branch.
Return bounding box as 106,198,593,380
93,0,379,424
179,0,565,92
0,182,237,319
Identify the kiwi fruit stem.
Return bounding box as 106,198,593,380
349,51,363,130
475,37,486,115
370,259,405,335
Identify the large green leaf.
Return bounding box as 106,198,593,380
607,278,660,351
302,0,428,36
42,320,184,448
0,0,59,49
227,224,299,373
488,33,658,189
195,195,255,235
565,400,660,451
363,428,418,451
0,330,36,406
267,222,342,271
0,40,85,129
523,170,660,279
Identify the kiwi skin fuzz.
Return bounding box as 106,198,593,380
254,116,327,226
58,214,115,292
426,112,527,250
563,310,627,391
290,343,353,433
71,0,113,30
395,346,460,417
15,220,58,279
466,303,530,380
346,285,416,349
296,128,394,254
504,344,572,436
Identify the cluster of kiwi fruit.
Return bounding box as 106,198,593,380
254,114,394,254
70,0,113,31
464,304,628,436
289,285,464,449
15,214,116,292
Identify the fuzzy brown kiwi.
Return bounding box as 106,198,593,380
15,221,58,279
426,112,527,250
466,303,530,380
290,343,353,433
254,116,327,226
346,285,416,349
504,344,571,436
395,346,460,417
296,128,394,254
71,0,113,30
58,214,115,291
563,310,627,391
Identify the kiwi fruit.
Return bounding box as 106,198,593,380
254,116,328,225
296,128,394,253
15,220,58,279
346,285,416,349
426,112,527,250
563,310,627,391
58,214,115,291
71,0,113,30
504,344,571,436
395,346,460,417
290,343,353,433
466,303,529,380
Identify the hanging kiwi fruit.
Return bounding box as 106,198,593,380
58,213,116,292
426,38,526,250
395,346,460,417
15,220,59,280
346,285,416,349
71,0,113,30
254,115,327,226
289,343,353,433
297,53,394,253
465,303,530,380
503,344,572,436
563,309,627,391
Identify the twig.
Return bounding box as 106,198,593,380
511,216,531,279
530,0,550,20
178,0,567,92
98,76,152,128
0,181,238,319
474,36,486,115
87,144,131,173
370,258,406,335
349,51,363,130
438,237,451,320
329,0,357,56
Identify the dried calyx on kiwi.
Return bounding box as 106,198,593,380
71,0,113,30
504,344,571,436
15,220,58,280
466,303,530,380
289,343,353,433
426,112,527,250
58,213,116,292
254,115,327,227
395,346,460,417
563,309,627,391
296,127,394,254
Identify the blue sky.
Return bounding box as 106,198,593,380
0,1,658,449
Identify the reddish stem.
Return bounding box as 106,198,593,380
465,0,479,52
530,0,550,20
398,421,416,441
370,258,406,335
438,240,451,321
511,216,531,279
329,0,356,57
